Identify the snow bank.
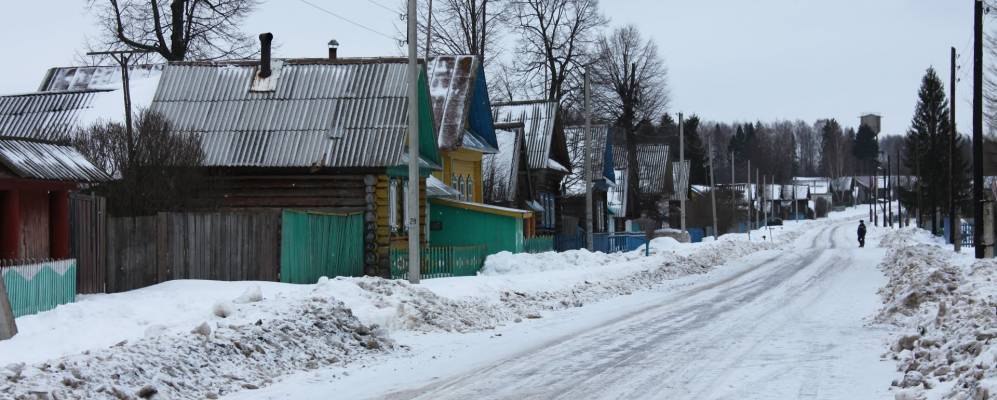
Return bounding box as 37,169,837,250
876,229,997,399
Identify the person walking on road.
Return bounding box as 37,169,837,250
857,220,867,248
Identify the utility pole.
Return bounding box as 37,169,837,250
888,155,893,227
974,0,986,258
679,113,686,232
406,0,421,284
708,136,719,239
747,159,752,239
898,148,905,228
425,0,433,57
952,46,962,251
916,145,922,229
584,69,594,250
756,169,761,229
731,152,736,232
763,175,768,228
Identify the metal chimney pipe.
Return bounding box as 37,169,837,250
328,39,340,60
259,33,274,78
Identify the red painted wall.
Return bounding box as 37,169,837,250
19,190,50,259
0,189,19,259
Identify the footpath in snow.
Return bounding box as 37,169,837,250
1,210,858,399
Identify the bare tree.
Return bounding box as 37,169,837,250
414,0,505,62
511,0,607,103
74,110,207,216
795,121,820,176
590,25,669,128
86,0,259,61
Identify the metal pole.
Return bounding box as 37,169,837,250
951,46,962,251
584,69,593,250
708,136,718,239
679,113,686,232
406,0,421,284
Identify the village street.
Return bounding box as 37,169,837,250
229,215,896,400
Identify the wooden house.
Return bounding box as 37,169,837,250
147,50,441,277
424,55,533,254
492,100,571,235
561,125,615,234
610,141,670,231
0,91,109,260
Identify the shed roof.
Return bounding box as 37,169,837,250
492,100,564,170
149,58,439,169
0,138,108,182
427,55,497,152
0,90,104,141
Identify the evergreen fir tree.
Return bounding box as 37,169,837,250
903,67,961,234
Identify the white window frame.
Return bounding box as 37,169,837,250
389,179,399,231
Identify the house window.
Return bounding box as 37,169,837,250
389,179,400,231
538,192,556,229
457,176,465,201
596,201,605,232
467,176,474,202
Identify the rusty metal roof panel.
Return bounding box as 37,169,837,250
492,100,558,170
0,139,108,182
150,59,417,168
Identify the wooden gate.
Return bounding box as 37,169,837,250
69,193,106,294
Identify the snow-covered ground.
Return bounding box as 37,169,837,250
2,208,897,399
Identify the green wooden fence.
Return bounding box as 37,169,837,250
280,210,364,284
2,260,77,318
390,245,488,280
523,235,555,254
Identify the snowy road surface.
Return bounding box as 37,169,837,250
231,219,895,400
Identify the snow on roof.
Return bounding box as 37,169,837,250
492,100,559,170
427,175,461,198
427,55,477,150
792,177,830,195
0,139,109,182
482,128,521,203
41,65,164,92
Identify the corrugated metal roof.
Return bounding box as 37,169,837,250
492,100,558,170
41,65,164,92
149,59,426,168
672,160,690,200
613,142,670,194
482,128,522,203
0,91,103,141
427,56,476,150
0,139,108,182
563,125,612,197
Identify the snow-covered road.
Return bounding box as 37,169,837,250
234,218,896,400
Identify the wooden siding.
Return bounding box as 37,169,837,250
201,174,367,212
433,148,484,202
19,190,49,259
69,193,106,294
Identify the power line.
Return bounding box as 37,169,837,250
294,0,396,41
365,0,397,13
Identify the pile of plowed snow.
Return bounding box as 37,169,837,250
1,288,391,400
876,229,997,400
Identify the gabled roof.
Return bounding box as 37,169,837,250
613,142,670,194
482,128,523,203
427,55,498,152
0,138,108,182
492,100,567,170
563,124,614,196
149,58,440,169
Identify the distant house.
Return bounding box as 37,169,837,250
492,100,571,235
561,125,615,234
147,54,441,277
610,140,669,231
424,55,533,254
0,91,109,260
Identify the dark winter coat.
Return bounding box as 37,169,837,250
857,224,867,237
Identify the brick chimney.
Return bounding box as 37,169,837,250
259,33,274,78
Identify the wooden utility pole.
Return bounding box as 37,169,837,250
584,69,594,250
425,0,433,57
679,113,686,232
406,0,421,283
756,169,761,229
974,0,986,258
708,136,718,239
888,156,893,227
731,152,736,232
747,159,752,239
952,46,962,251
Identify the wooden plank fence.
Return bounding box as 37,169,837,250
69,194,106,294
106,211,281,293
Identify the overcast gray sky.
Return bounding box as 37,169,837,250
0,0,974,135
